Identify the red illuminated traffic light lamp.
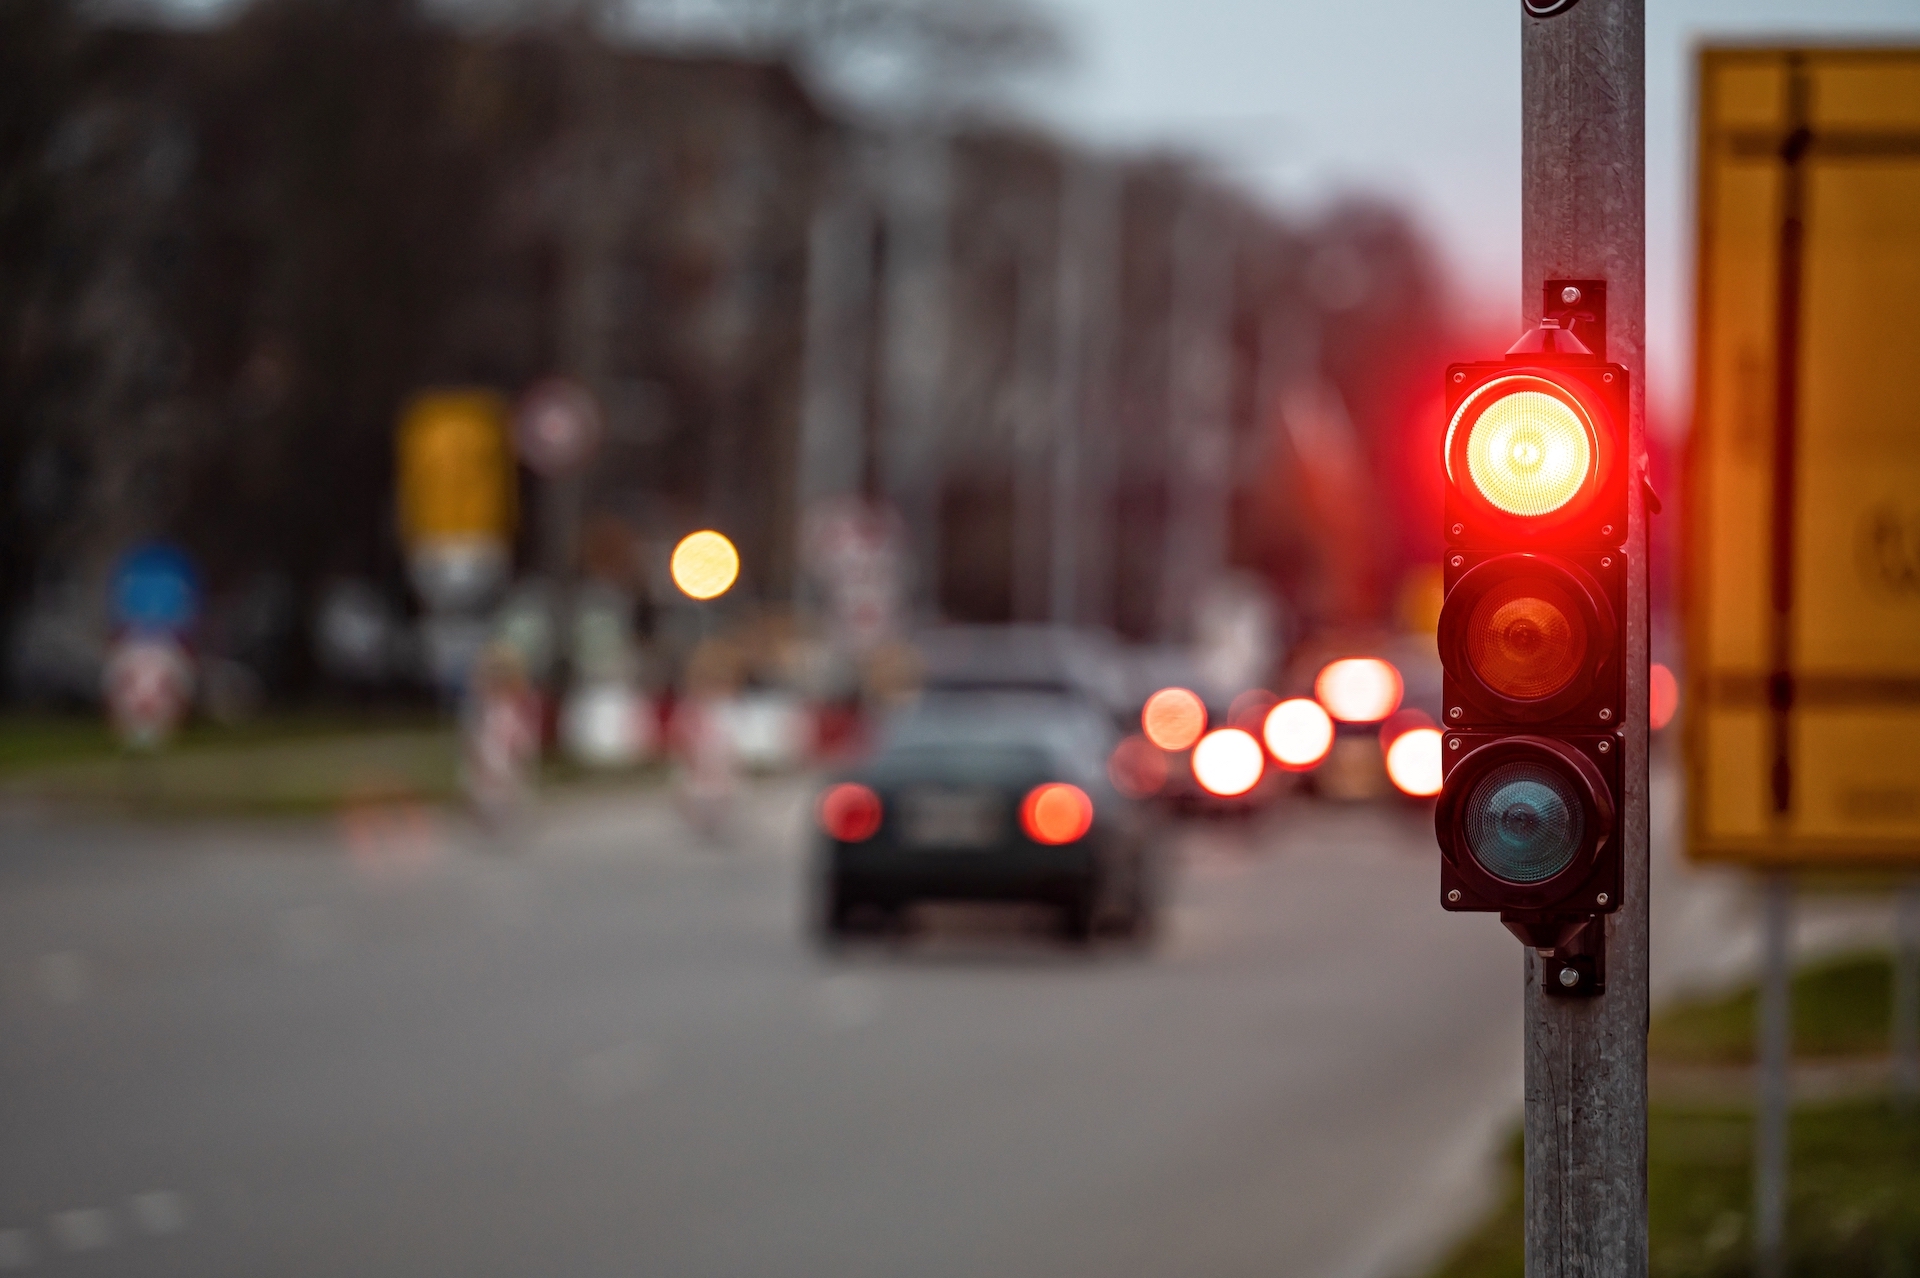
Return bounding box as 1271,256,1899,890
1435,280,1630,996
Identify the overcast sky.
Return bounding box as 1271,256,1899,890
1011,0,1920,429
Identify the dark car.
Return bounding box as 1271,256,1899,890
811,691,1159,944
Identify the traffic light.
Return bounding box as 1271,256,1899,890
1435,280,1629,996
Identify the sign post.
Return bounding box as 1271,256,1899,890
105,543,202,749
515,377,603,577
514,377,604,721
1519,2,1649,1274
396,389,517,693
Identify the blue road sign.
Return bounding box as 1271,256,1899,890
112,542,200,634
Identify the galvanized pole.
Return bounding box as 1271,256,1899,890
1157,186,1233,642
1519,2,1648,1276
1047,157,1096,628
1894,878,1920,1106
1012,202,1055,625
1753,873,1793,1277
879,129,952,622
796,146,878,521
1076,163,1123,633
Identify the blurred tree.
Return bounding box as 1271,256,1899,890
613,0,1064,119
0,0,88,628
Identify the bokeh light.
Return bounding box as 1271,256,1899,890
818,782,882,842
1142,687,1207,751
1021,783,1095,845
1108,735,1169,798
670,530,740,600
1384,727,1444,798
1192,728,1264,798
1650,662,1679,731
1227,688,1278,731
1263,698,1335,771
1314,658,1404,724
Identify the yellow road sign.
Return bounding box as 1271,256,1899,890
396,389,517,545
1688,47,1920,866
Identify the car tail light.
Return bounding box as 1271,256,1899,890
1021,783,1094,845
819,782,882,842
1385,727,1444,797
1263,698,1334,771
1192,728,1264,797
1315,658,1404,724
1107,735,1169,798
1142,686,1207,751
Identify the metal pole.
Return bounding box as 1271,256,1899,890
1520,3,1648,1276
1047,157,1098,628
1157,186,1232,643
552,21,617,693
1078,164,1122,634
796,147,876,522
879,129,952,622
1012,204,1053,624
1754,873,1793,1278
1894,877,1920,1105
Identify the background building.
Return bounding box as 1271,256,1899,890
0,0,1456,705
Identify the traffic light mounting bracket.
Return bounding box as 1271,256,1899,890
1543,278,1606,359
1504,912,1607,997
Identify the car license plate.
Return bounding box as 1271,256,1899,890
901,790,1003,849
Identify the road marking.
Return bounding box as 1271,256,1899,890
33,951,88,1005
47,1209,111,1251
815,974,883,1030
568,1041,658,1106
341,801,446,882
129,1190,187,1236
276,906,338,963
0,1229,30,1269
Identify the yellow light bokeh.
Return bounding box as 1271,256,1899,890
670,530,740,600
1465,390,1592,517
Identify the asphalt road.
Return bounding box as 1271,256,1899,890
0,780,1532,1278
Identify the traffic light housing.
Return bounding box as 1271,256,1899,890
1435,280,1629,995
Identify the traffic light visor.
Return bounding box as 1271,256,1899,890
1462,760,1584,884
1465,577,1588,700
1448,381,1594,518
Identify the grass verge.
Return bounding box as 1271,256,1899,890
1650,952,1896,1063
1429,948,1918,1277
1429,1098,1920,1278
0,711,674,817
